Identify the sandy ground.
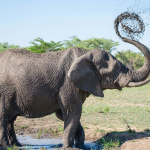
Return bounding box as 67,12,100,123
14,116,150,150
120,138,150,150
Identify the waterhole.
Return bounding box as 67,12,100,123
17,135,101,149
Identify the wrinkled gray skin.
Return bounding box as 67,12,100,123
0,37,150,149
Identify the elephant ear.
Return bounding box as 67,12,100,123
68,54,104,97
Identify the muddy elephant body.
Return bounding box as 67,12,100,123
0,48,91,148
0,41,150,149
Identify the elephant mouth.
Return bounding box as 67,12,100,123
115,82,122,91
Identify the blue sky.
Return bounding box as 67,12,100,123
0,0,150,54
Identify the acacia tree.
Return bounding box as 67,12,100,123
63,36,81,48
115,49,144,70
63,36,119,53
27,37,65,53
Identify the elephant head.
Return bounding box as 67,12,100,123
68,13,150,97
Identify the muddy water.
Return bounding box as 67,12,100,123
17,135,102,149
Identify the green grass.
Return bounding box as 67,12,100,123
7,148,19,150
94,128,106,133
20,125,29,129
36,130,42,139
57,124,64,133
7,146,28,150
97,137,123,150
81,83,150,131
83,126,89,129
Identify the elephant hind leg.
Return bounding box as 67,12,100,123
0,122,10,149
0,103,10,148
0,91,21,149
7,116,22,147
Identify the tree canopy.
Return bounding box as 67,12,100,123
63,36,119,53
0,36,119,54
27,37,65,53
1,36,148,70
115,49,144,70
0,42,20,52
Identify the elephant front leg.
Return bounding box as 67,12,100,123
59,81,85,149
59,94,83,148
62,109,82,149
75,122,86,149
55,109,86,149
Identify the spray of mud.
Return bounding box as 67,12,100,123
127,0,150,25
114,11,145,40
115,0,150,41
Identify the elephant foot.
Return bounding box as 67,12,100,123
10,140,22,147
0,142,10,150
0,146,7,150
14,141,22,147
75,144,87,150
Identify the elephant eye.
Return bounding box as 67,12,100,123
103,62,108,68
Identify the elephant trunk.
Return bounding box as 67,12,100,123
126,79,150,87
123,38,150,86
114,12,150,87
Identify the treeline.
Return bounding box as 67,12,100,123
1,36,149,70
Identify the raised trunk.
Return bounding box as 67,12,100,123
114,12,150,87
123,38,150,82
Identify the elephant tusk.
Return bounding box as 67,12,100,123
126,79,150,87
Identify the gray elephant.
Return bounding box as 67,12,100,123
0,14,150,149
